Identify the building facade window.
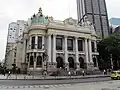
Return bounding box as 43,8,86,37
30,56,34,67
67,39,73,51
14,52,16,57
31,36,35,49
37,36,42,49
36,56,42,67
56,38,63,50
91,41,95,52
78,40,83,51
14,59,16,63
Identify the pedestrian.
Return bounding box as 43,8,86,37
103,69,106,75
74,70,76,76
7,71,11,79
82,70,85,76
68,71,71,77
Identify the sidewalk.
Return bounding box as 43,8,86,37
0,74,110,80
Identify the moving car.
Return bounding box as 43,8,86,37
111,70,120,80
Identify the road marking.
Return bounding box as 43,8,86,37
0,84,72,89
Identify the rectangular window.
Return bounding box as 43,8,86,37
91,42,95,52
31,36,35,49
14,52,16,57
14,59,16,63
37,36,42,49
78,40,83,51
56,38,62,50
67,39,73,51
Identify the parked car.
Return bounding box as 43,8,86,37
111,70,120,80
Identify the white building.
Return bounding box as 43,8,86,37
7,20,27,44
15,8,98,74
5,20,27,68
6,8,99,74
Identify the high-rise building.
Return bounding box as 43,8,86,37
77,0,109,38
7,20,27,44
5,20,27,67
109,18,120,33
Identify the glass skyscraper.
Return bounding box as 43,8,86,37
77,0,109,38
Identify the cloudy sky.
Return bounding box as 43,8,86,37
0,0,119,60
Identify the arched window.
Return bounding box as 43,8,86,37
56,57,64,68
30,56,34,67
36,56,42,67
68,57,74,68
79,57,84,69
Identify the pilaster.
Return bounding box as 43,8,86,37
75,37,79,69
53,35,56,62
47,35,51,62
85,39,89,63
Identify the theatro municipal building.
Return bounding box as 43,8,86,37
7,8,99,74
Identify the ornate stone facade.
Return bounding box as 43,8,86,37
7,8,99,74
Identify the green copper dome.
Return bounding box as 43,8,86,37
31,16,49,24
31,8,49,24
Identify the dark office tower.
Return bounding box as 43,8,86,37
77,0,109,38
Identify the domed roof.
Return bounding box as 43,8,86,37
31,8,49,24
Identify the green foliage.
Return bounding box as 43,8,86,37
97,32,120,69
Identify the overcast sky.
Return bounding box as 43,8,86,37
0,0,119,60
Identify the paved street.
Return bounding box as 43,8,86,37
0,74,109,80
0,76,110,86
0,80,120,90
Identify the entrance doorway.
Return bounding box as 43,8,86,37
56,57,64,68
79,57,84,69
68,57,74,68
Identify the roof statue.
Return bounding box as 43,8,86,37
38,7,43,17
64,17,77,25
83,15,91,26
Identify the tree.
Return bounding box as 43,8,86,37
97,32,120,70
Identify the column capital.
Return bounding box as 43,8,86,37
64,35,68,38
75,36,79,39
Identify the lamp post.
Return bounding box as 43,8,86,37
110,54,113,70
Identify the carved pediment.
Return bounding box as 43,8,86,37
64,17,77,25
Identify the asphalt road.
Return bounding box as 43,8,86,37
0,77,111,86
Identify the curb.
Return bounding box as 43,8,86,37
0,75,110,80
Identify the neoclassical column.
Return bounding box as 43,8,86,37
42,36,45,49
75,37,79,63
53,35,56,63
64,36,69,71
85,39,89,63
75,37,79,69
88,39,93,63
64,36,68,63
47,35,51,62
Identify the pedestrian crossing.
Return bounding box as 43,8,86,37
0,84,72,89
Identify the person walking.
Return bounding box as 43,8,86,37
68,71,71,77
82,70,85,76
7,71,11,79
